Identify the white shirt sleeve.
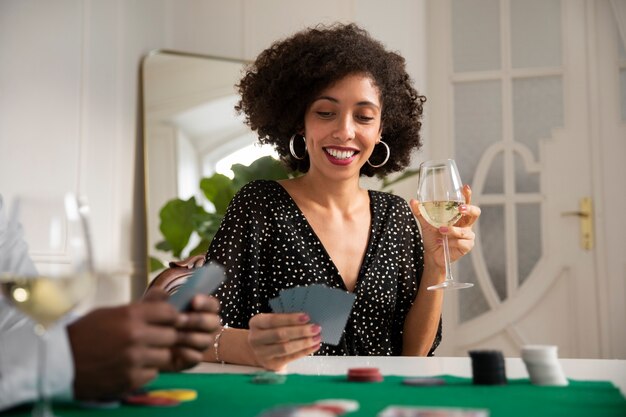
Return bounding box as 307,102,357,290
0,195,75,411
0,303,75,411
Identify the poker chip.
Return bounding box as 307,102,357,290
347,367,383,382
251,371,287,384
123,394,180,407
314,399,360,413
468,350,507,385
402,377,446,386
148,389,198,401
257,406,300,417
292,407,337,417
307,404,346,414
77,400,121,409
521,345,568,386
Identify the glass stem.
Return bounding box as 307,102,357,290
34,325,53,417
443,234,454,281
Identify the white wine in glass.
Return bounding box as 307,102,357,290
417,159,474,290
0,194,94,417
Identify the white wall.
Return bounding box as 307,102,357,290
0,0,428,304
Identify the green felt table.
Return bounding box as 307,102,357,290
6,373,626,417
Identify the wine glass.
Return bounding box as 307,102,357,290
416,159,474,290
0,193,94,417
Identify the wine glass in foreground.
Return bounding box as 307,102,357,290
417,159,474,290
0,194,94,417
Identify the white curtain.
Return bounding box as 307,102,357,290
610,0,626,48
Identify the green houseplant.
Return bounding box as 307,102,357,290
151,155,417,272
150,156,292,271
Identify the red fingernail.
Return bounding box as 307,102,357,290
312,334,322,342
439,226,449,233
299,314,310,323
311,324,321,334
460,205,467,212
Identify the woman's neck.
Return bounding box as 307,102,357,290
282,172,366,215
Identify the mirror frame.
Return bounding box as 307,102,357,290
141,49,249,283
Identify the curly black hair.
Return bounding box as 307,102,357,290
236,23,425,177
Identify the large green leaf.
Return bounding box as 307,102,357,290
193,211,224,242
149,256,166,273
231,156,290,189
200,174,237,215
154,156,296,263
159,197,206,258
189,238,212,257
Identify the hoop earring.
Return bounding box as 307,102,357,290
367,140,390,168
289,134,307,160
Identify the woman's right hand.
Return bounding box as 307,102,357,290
248,313,322,371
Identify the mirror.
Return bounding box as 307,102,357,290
142,50,263,280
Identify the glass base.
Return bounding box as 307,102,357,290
427,280,474,291
33,400,57,417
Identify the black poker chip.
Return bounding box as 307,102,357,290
468,350,507,385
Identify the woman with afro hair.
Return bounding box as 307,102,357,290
204,23,480,371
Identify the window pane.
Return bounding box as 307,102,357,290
452,0,500,72
484,151,504,194
516,203,542,287
513,76,563,160
514,151,539,193
455,81,502,187
511,0,561,68
479,205,507,301
458,255,490,322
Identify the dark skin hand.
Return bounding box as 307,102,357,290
67,289,220,401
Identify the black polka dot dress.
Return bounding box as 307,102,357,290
206,180,441,356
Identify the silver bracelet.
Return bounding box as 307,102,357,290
214,326,226,364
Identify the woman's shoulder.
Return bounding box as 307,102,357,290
229,180,287,210
369,189,410,209
236,179,283,199
369,189,415,221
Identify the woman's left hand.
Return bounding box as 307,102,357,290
410,185,481,269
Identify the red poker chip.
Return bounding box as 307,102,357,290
123,394,180,407
303,404,347,415
347,374,383,382
347,367,381,376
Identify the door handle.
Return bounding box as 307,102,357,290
561,197,593,250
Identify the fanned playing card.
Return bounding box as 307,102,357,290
268,283,356,345
268,296,284,313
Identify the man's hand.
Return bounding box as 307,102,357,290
165,293,221,372
67,290,178,401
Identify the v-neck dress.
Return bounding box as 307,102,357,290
206,180,441,356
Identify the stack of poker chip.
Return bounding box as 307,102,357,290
468,350,507,385
521,345,568,386
346,367,383,382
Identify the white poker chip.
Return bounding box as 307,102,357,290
521,345,559,361
292,409,335,417
521,345,568,386
315,399,360,413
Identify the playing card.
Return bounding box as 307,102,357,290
269,296,283,313
301,284,356,345
279,287,298,312
167,261,226,311
290,286,308,313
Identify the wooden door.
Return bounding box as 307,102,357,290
427,0,623,358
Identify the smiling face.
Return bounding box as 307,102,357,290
302,73,383,181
